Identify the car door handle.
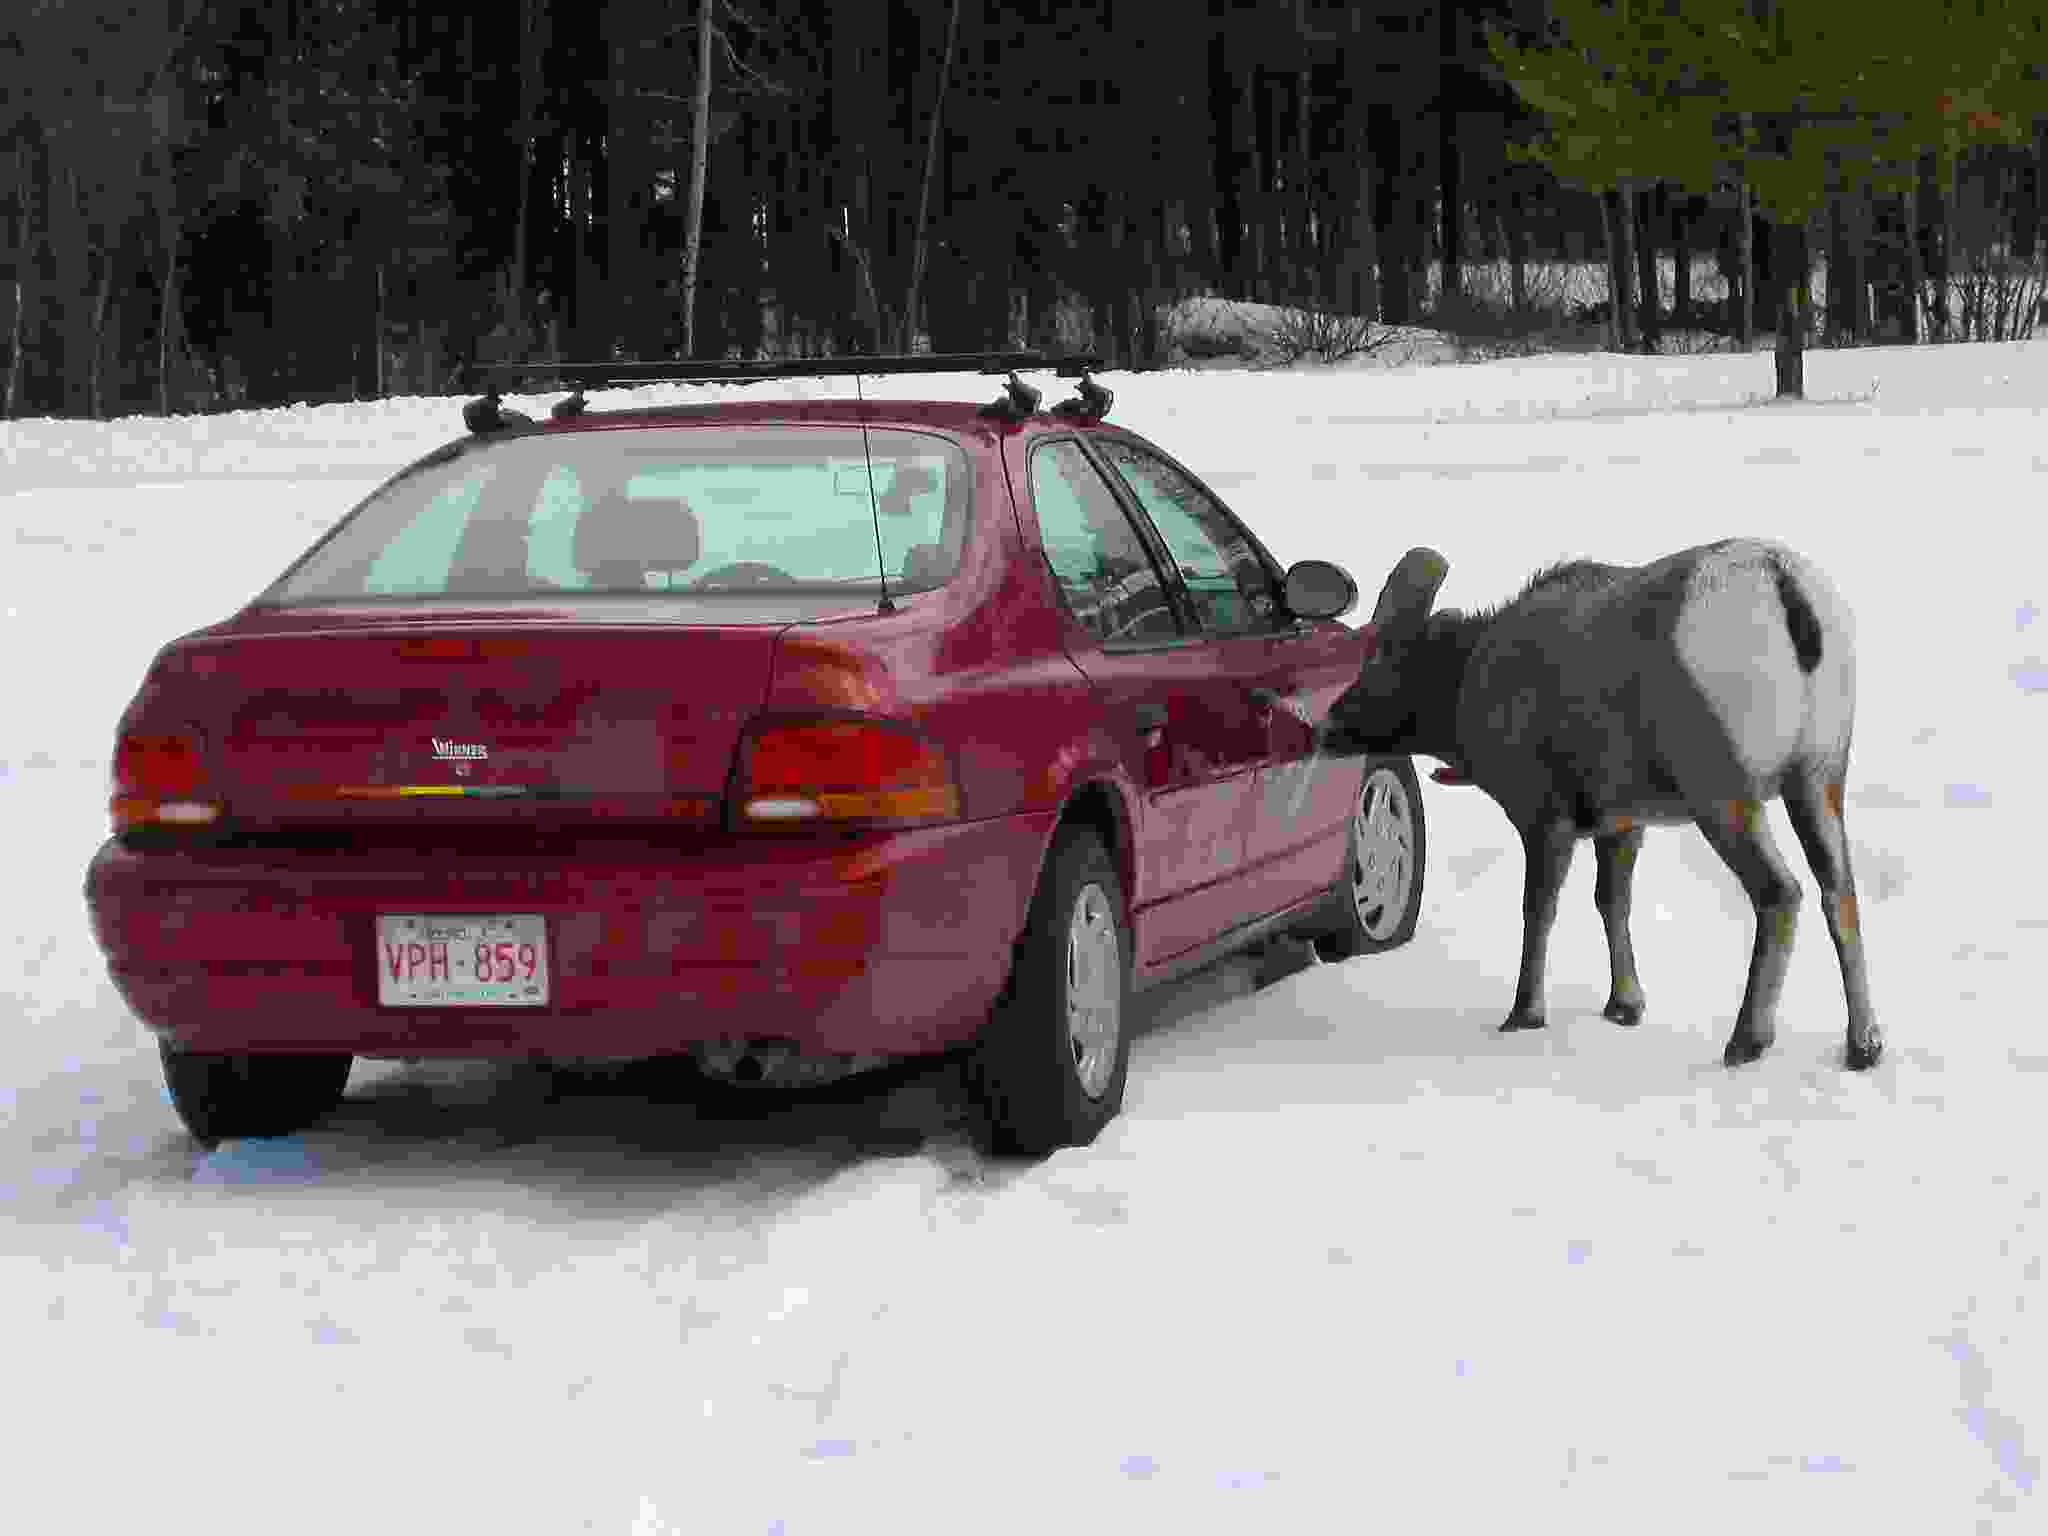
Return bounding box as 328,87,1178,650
1248,687,1282,712
1133,702,1168,733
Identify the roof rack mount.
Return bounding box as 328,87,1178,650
475,352,1105,392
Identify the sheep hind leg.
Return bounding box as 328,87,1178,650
1692,799,1803,1067
1501,819,1577,1033
1783,772,1882,1070
1594,825,1649,1025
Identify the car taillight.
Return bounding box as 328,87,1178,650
111,732,221,833
734,719,960,825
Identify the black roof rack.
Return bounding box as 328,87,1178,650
1052,374,1115,422
473,352,1104,391
461,351,1110,434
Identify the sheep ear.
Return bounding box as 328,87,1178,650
1370,547,1450,637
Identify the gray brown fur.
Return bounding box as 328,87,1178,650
1319,538,1881,1071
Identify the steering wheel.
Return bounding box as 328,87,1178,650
690,562,796,589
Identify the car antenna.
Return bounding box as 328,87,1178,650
854,366,895,615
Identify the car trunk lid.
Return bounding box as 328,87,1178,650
169,604,828,835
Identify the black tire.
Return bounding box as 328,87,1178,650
1310,755,1427,962
971,826,1133,1157
158,1042,353,1145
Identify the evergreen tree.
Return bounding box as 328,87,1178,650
1490,0,2048,395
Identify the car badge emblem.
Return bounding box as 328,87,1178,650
431,737,488,778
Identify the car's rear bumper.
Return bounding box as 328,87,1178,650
84,816,1053,1060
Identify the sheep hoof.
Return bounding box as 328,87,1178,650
1498,1011,1548,1034
1845,1036,1884,1071
1721,1034,1769,1067
1602,996,1645,1027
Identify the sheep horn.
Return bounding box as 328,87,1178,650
1369,547,1451,637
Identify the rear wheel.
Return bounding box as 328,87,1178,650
1311,756,1426,961
158,1043,353,1145
971,826,1132,1157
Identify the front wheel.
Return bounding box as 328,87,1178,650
1312,756,1426,961
158,1043,353,1145
970,826,1133,1157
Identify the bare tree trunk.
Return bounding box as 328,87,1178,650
902,0,962,354
1344,173,1378,319
1598,190,1622,346
681,0,716,357
1846,186,1868,342
157,213,179,416
1940,151,1960,341
1738,169,1755,347
510,0,541,344
1297,68,1315,303
1774,218,1809,399
833,226,884,350
6,143,30,420
1825,192,1851,342
1633,182,1660,353
55,163,92,416
4,275,23,420
1906,173,1924,343
1602,186,1637,350
87,257,114,419
1673,195,1692,328
1437,2,1462,306
1615,183,1639,350
1501,206,1527,315
1256,71,1280,302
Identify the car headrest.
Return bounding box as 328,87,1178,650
445,511,532,592
573,488,702,584
900,542,950,589
878,462,940,516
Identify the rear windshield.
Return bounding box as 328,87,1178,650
262,425,974,604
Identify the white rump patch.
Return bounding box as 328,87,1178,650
1673,544,1849,777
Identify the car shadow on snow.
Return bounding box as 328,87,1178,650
139,947,1294,1209
306,1051,982,1196
79,929,1878,1219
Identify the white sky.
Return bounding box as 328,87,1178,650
3,332,2043,1533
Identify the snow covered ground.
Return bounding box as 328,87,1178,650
4,340,2044,1533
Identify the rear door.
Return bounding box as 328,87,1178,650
1090,434,1361,922
1016,436,1264,968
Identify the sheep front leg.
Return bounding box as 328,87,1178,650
1594,825,1649,1026
1502,819,1577,1033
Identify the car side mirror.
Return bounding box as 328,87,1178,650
1283,559,1358,621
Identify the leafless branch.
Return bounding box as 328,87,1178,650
1263,304,1394,364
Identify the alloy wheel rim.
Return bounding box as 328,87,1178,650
1352,768,1415,941
1066,883,1122,1100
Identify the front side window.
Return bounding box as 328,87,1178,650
1096,438,1282,635
1028,440,1181,646
263,427,972,604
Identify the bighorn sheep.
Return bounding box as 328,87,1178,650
1318,539,1880,1070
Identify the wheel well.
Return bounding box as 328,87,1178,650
1056,781,1131,908
987,781,1133,1020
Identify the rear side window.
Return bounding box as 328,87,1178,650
1028,440,1180,646
360,466,501,596
1096,438,1281,635
263,427,972,603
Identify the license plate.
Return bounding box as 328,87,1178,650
376,914,550,1007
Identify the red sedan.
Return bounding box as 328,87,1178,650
84,354,1427,1156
